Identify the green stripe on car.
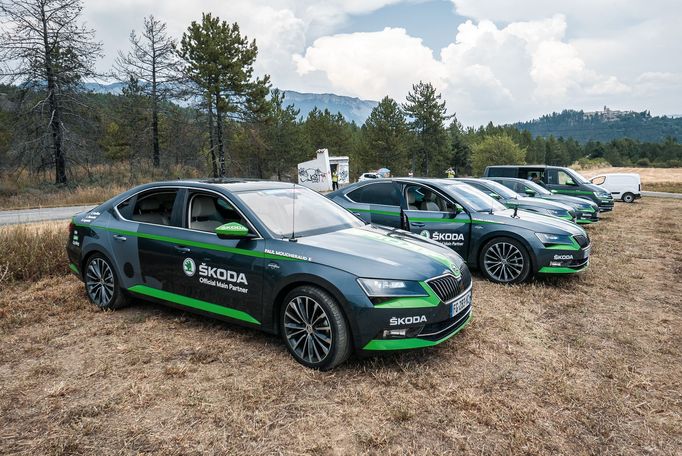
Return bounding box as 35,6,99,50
128,285,261,324
537,264,588,274
73,223,301,261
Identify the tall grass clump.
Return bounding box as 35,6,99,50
0,222,69,287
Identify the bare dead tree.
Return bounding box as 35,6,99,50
113,15,178,168
0,0,102,185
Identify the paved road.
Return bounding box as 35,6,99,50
641,191,682,199
0,205,95,226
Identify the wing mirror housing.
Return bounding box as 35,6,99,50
524,188,536,196
216,222,256,239
489,192,501,200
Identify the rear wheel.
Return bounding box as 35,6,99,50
280,286,351,370
84,253,128,310
479,237,531,284
622,192,635,203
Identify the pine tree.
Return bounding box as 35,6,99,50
178,14,269,177
361,96,410,175
448,117,472,176
114,15,178,168
403,81,450,176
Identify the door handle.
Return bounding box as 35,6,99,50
174,245,191,254
113,234,127,242
411,222,425,227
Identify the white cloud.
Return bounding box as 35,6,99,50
80,1,681,124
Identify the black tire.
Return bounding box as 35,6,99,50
479,237,531,284
280,285,351,370
622,192,635,203
83,253,129,310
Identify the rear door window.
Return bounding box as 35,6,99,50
129,190,178,226
347,182,401,206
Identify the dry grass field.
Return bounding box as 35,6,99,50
1,199,681,455
583,167,682,193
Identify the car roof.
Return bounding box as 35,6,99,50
135,178,296,193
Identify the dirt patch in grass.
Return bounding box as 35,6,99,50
1,199,681,455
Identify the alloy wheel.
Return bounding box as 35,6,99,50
283,296,333,364
484,242,525,283
85,257,115,307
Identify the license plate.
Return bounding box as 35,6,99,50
450,290,472,317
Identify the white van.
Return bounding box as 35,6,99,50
589,173,641,203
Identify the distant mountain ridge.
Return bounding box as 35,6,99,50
513,107,682,143
81,83,378,124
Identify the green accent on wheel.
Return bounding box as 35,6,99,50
73,223,300,261
69,263,80,274
538,264,588,274
128,285,261,325
545,236,582,251
347,207,401,217
373,282,441,309
363,313,472,350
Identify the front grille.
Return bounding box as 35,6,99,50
426,274,461,303
573,234,589,248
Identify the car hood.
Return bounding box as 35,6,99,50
292,225,466,281
511,197,573,211
584,183,609,194
545,194,597,209
475,209,587,237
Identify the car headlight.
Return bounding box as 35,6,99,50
357,278,428,297
535,232,575,246
597,192,610,198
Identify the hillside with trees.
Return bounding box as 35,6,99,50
514,108,682,144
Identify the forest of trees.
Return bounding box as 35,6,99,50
0,0,680,190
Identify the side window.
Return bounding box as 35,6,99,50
467,182,495,197
557,170,576,186
546,169,559,185
188,193,250,233
130,190,178,226
487,167,516,177
347,183,401,206
405,185,455,212
591,176,605,185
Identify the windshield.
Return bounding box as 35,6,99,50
523,180,552,195
567,169,589,184
442,184,507,213
480,180,520,199
236,187,364,238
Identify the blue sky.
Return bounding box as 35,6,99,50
84,0,682,126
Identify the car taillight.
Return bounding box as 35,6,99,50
68,222,75,233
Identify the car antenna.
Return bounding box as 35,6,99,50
289,182,298,242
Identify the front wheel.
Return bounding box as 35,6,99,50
83,253,129,310
622,192,635,203
479,237,531,284
280,286,351,370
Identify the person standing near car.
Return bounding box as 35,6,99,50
332,170,339,190
446,167,455,178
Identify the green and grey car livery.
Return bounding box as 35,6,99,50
67,179,473,370
328,178,591,284
453,177,578,223
486,177,600,224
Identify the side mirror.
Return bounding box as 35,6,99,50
216,222,255,239
524,189,536,196
489,192,501,200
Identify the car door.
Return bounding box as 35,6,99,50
170,189,265,323
401,184,471,257
344,182,403,228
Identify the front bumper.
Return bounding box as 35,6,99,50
536,243,591,274
358,282,473,352
576,209,599,224
597,198,614,212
